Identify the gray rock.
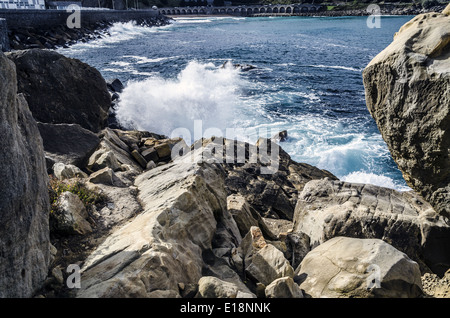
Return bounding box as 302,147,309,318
86,183,141,229
234,226,294,286
245,243,294,287
227,194,276,240
93,128,143,174
147,289,181,298
293,178,450,276
296,237,423,298
146,160,157,170
0,52,51,297
87,149,122,172
362,12,450,218
37,122,100,168
51,191,92,235
76,148,228,297
53,162,88,180
197,276,252,298
88,167,125,187
51,266,64,285
7,49,111,132
265,277,303,298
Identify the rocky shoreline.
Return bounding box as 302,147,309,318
6,15,171,51
0,5,449,299
3,3,447,52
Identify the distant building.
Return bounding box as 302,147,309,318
0,0,46,9
46,1,81,9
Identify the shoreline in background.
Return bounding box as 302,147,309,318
1,2,447,51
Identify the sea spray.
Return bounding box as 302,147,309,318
116,60,245,140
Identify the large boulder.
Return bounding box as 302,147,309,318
37,122,100,169
362,10,450,218
293,178,450,276
232,226,294,287
0,52,51,297
265,277,303,298
76,148,237,297
7,49,111,133
297,237,423,298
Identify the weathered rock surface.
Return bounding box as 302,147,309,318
88,167,125,187
293,178,450,276
362,10,450,218
51,192,92,235
0,52,50,297
86,183,141,229
232,226,294,287
265,277,303,298
53,162,88,180
297,237,423,298
422,269,450,298
196,276,255,298
37,122,100,168
7,49,111,132
227,194,276,240
76,149,238,297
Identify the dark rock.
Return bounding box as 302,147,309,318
272,130,288,142
141,147,159,163
131,149,148,169
199,137,337,220
0,53,50,297
37,122,100,168
7,49,111,133
107,78,124,93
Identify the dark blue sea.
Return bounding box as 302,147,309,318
59,15,413,190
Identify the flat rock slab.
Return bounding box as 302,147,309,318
76,149,230,297
297,237,423,298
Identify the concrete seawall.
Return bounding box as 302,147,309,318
0,18,9,52
0,9,160,29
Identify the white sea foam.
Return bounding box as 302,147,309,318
341,171,411,191
116,60,245,139
58,21,172,54
173,18,214,24
122,55,179,64
110,61,131,67
309,64,362,72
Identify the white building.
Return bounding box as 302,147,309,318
46,1,81,9
0,0,46,9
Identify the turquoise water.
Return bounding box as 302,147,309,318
59,15,413,190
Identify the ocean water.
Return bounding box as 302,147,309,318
59,15,414,191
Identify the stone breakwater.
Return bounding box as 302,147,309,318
0,5,449,299
0,10,171,51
